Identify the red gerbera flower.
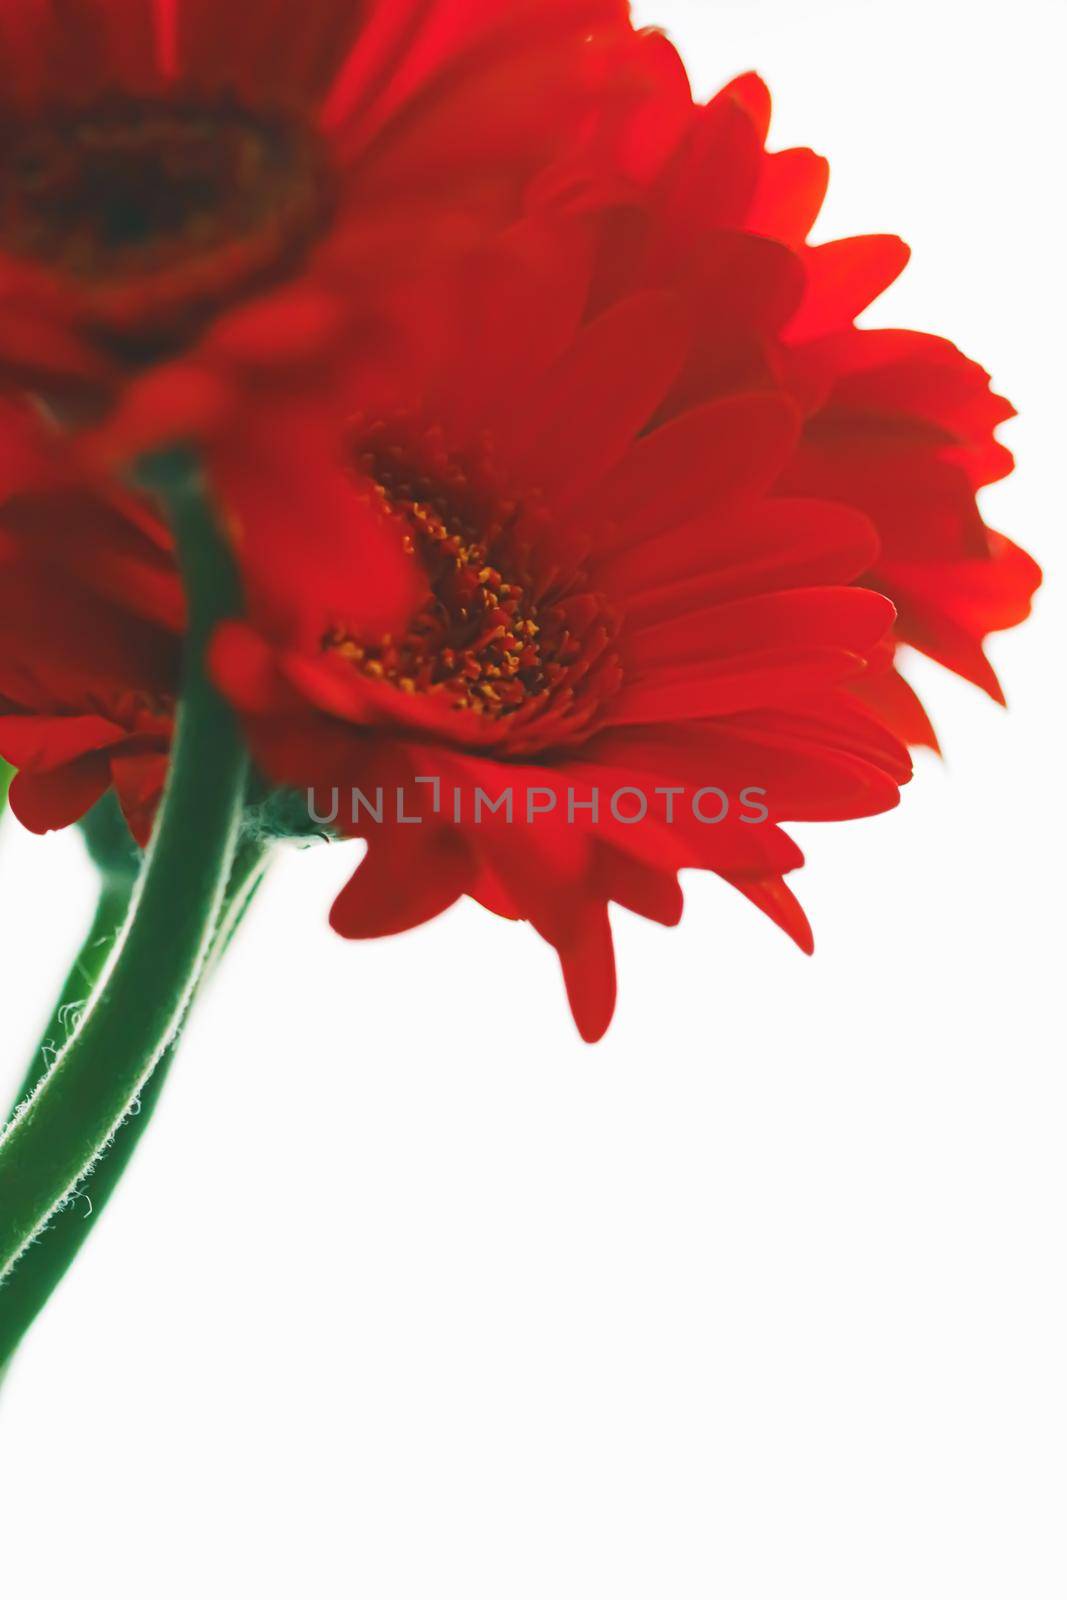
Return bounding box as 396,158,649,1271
203,224,910,1040
0,0,640,420
554,50,1042,745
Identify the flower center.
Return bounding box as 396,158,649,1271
326,432,623,749
0,93,332,344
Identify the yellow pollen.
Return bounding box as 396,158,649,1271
322,433,622,744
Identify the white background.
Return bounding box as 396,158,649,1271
0,2,1062,1594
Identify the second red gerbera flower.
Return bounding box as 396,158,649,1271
551,50,1042,746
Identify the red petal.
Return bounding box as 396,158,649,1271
208,622,294,715
787,236,911,341
655,83,766,237
504,292,690,501
331,826,472,939
209,405,425,649
174,0,366,100
0,713,125,773
850,666,941,753
111,750,167,847
882,539,1042,702
623,586,895,672
8,755,111,834
607,648,873,725
795,327,1015,488
2,488,184,632
583,393,801,555
432,219,595,437
595,843,684,926
718,73,772,142
600,499,880,616
557,901,618,1044
725,874,814,954
747,147,829,245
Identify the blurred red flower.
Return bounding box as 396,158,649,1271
0,399,179,842
0,0,640,422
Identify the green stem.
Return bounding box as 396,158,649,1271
0,842,267,1372
14,881,134,1107
0,451,249,1282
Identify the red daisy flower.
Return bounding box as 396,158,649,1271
552,49,1042,746
202,225,910,1040
0,0,641,420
